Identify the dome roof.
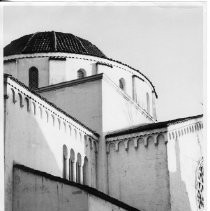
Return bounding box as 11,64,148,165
4,31,107,58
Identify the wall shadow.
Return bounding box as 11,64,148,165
169,138,192,211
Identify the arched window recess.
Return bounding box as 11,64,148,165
77,69,86,79
119,78,126,91
76,153,82,183
69,149,75,181
63,145,68,179
29,66,39,89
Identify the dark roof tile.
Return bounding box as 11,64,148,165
4,31,107,58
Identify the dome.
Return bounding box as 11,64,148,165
4,31,107,58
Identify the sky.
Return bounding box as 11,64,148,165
3,3,204,121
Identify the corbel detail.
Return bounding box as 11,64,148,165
124,139,129,151
144,136,148,147
134,137,138,149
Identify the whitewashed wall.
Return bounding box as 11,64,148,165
106,131,170,211
39,78,103,133
4,53,157,120
167,119,203,211
4,77,98,211
4,57,49,87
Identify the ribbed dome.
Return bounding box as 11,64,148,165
4,31,107,58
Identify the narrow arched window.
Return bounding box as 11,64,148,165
119,78,125,91
146,92,150,114
29,67,39,89
63,145,68,179
69,149,75,181
83,157,88,185
76,153,82,183
77,69,86,79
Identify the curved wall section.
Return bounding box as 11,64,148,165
4,53,157,120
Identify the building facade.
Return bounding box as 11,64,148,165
3,31,204,211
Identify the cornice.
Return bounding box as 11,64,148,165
4,52,157,97
4,74,99,140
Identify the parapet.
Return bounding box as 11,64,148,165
4,74,99,142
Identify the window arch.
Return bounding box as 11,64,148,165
77,69,86,79
76,153,82,183
83,157,89,185
119,78,126,91
29,67,39,89
63,145,68,179
146,92,150,114
69,149,75,181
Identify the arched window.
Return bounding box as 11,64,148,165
63,145,68,179
83,157,88,185
119,78,126,91
76,153,82,183
77,69,86,79
69,149,75,181
29,67,39,89
146,92,150,114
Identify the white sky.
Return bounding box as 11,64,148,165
3,3,204,121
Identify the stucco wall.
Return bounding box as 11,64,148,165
4,53,157,119
13,167,129,211
98,64,133,98
39,78,102,133
13,167,88,211
88,195,127,211
167,119,203,211
133,76,153,115
39,74,154,194
97,64,154,117
4,78,97,211
102,76,153,134
65,57,95,80
4,57,49,87
49,59,66,84
107,132,170,211
4,60,17,77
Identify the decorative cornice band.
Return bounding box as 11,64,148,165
4,52,157,97
5,76,99,142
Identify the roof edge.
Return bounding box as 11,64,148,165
4,52,158,98
105,114,203,138
37,74,104,93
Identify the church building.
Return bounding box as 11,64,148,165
3,31,204,211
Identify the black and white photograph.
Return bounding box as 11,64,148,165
1,2,206,211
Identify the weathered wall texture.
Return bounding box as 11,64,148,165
88,195,127,211
13,167,88,211
167,119,203,211
107,132,170,211
13,167,129,211
4,78,97,211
